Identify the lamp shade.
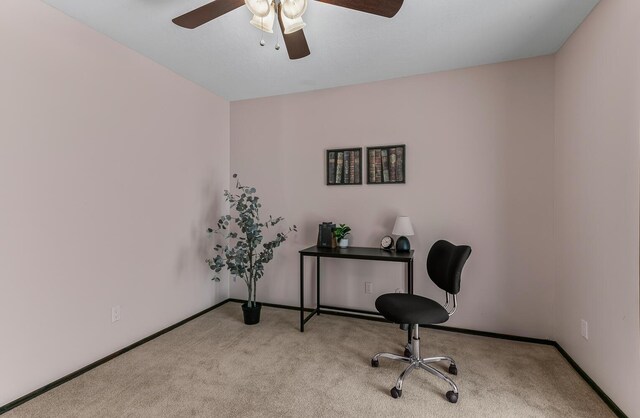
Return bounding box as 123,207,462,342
250,3,275,33
281,0,307,19
245,0,271,17
281,13,306,34
392,216,414,236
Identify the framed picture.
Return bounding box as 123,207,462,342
366,145,406,184
326,148,363,185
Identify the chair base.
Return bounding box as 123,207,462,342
371,325,459,403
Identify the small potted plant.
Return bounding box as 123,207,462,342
207,174,296,325
334,224,351,248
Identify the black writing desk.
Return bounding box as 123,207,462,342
299,245,414,334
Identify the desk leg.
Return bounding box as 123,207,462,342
300,254,304,332
316,257,320,315
407,258,414,345
408,258,414,295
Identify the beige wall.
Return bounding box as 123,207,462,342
0,0,230,405
230,56,556,339
554,0,640,416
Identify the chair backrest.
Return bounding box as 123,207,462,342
426,240,471,295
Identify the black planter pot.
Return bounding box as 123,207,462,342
241,302,262,325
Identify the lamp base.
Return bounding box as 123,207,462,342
396,236,411,252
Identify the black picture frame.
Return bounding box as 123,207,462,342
326,148,363,185
366,145,406,184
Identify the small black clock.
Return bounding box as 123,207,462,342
380,235,394,251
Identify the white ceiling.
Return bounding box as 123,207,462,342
41,0,599,101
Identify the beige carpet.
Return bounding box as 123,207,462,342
6,303,614,418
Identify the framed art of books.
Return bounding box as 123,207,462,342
366,145,406,184
326,148,362,185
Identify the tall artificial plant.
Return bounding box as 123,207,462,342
207,174,296,308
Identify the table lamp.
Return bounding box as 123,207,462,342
392,216,414,252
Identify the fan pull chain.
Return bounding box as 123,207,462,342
259,16,265,46
274,0,280,51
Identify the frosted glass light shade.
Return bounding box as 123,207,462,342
281,13,306,34
281,0,307,19
245,0,271,18
392,216,414,236
250,4,275,33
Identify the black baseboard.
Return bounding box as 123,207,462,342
241,299,557,345
228,298,316,313
2,298,628,418
553,343,627,418
0,299,230,415
422,323,556,346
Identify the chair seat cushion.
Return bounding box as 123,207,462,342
375,293,449,325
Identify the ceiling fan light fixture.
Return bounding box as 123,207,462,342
245,0,271,18
281,13,306,34
281,0,307,19
249,4,275,33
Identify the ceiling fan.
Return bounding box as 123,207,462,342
172,0,404,60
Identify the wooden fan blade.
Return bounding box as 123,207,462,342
315,0,404,18
278,4,311,60
173,0,245,29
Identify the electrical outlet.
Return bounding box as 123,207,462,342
365,282,373,294
112,305,121,323
581,319,588,340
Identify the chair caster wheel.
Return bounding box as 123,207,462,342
390,387,402,398
446,391,458,403
448,364,458,375
404,348,411,358
371,359,379,368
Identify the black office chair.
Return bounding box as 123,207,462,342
371,240,471,403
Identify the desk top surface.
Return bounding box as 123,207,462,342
299,245,414,262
